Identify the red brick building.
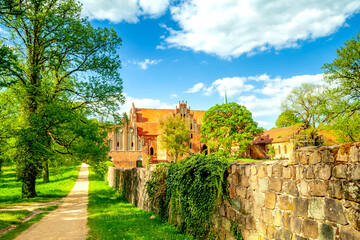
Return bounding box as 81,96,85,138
107,101,206,168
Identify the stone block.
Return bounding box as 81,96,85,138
266,226,279,239
263,209,274,224
245,165,251,177
347,203,360,231
231,173,239,187
294,197,308,218
350,164,360,181
258,178,269,192
303,219,319,239
294,234,307,240
342,181,360,202
295,165,304,180
321,149,334,163
333,164,347,179
253,205,262,219
310,150,322,164
257,220,267,235
325,198,348,225
250,175,258,190
245,215,255,230
285,180,299,196
267,165,272,177
219,205,226,217
269,178,282,192
329,180,343,199
265,192,276,209
222,217,231,232
304,165,315,179
317,164,332,180
273,210,283,227
319,223,335,240
309,197,325,220
254,191,265,206
240,175,250,188
300,152,309,165
309,180,327,197
236,187,247,199
272,165,282,177
299,180,309,196
280,228,293,240
279,195,294,211
290,216,303,234
229,208,237,221
258,166,267,177
340,226,360,240
283,166,292,179
230,186,236,199
232,198,241,211
251,165,258,175
283,212,291,228
349,145,360,163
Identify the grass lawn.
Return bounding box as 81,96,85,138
87,170,194,240
0,164,81,207
0,210,31,230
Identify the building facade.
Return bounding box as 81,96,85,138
107,101,206,168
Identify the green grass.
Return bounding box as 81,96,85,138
0,165,80,207
87,170,194,240
0,211,49,240
0,210,31,230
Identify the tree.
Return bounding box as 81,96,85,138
322,32,360,114
158,115,191,161
0,0,124,197
281,83,331,129
327,112,360,143
275,110,302,128
201,103,263,155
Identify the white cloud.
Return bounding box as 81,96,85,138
80,0,170,23
211,77,254,97
133,59,162,69
256,120,273,129
170,93,178,98
162,0,360,58
185,83,205,93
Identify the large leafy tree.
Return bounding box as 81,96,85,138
0,0,124,197
158,115,191,162
201,103,262,155
275,110,302,128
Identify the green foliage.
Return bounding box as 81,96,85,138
146,154,231,239
201,103,263,156
275,110,302,128
159,115,191,161
145,163,169,221
0,0,124,197
327,112,360,143
267,145,275,159
230,219,243,240
91,160,114,181
87,169,193,240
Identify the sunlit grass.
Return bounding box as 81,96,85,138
0,210,31,230
87,170,194,240
0,164,80,207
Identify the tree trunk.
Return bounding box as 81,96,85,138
22,161,37,198
43,161,49,183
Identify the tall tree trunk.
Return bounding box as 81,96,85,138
22,161,37,198
43,161,49,183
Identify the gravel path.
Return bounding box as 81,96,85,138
15,163,89,240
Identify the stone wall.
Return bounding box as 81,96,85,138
107,143,360,240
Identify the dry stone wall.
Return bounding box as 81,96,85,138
107,143,360,240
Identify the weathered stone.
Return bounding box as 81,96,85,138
263,209,274,224
347,203,360,231
269,178,282,192
329,180,343,199
229,208,236,221
295,165,304,180
231,164,237,174
219,205,226,217
229,186,236,199
265,192,276,209
325,198,348,225
266,165,272,177
319,223,335,240
309,180,327,197
318,164,332,180
254,191,265,206
253,204,262,219
236,187,247,199
300,152,309,165
272,165,282,177
280,228,293,240
333,164,347,179
283,212,291,228
222,218,231,232
309,197,325,220
321,149,335,163
257,220,267,235
231,173,239,187
283,166,292,179
213,216,222,230
342,181,360,202
235,211,245,225
232,198,241,211
310,150,322,164
258,178,269,192
285,180,299,196
273,210,283,227
350,164,360,181
349,145,360,163
258,166,267,177
290,216,303,234
249,175,258,190
251,165,258,175
245,215,255,230
245,165,251,177
299,180,309,196
280,195,294,211
266,226,279,239
304,165,315,179
303,219,319,239
294,197,308,218
340,226,360,240
240,175,250,187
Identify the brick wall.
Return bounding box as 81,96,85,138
107,143,360,240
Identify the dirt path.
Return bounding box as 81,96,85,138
15,163,89,240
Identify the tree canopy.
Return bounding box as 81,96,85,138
0,0,124,197
201,103,262,155
275,110,302,128
158,115,191,161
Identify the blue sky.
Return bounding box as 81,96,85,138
80,0,360,129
